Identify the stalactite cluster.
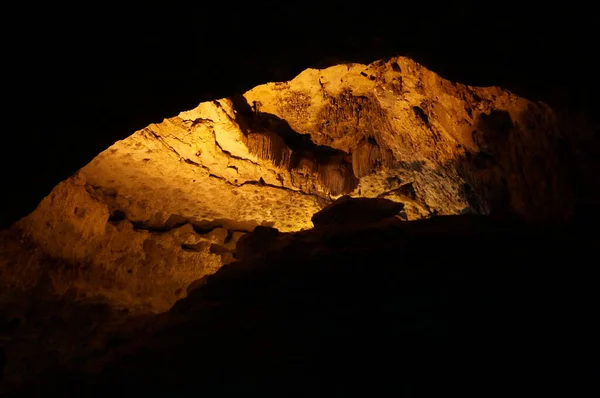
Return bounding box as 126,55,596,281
246,130,359,195
292,152,319,175
245,128,398,196
246,131,292,168
318,159,359,196
351,138,396,178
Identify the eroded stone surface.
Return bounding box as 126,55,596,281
4,56,584,312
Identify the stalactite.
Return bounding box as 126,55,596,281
318,159,359,196
294,155,319,175
246,131,292,168
352,138,396,178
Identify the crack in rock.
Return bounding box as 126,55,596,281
214,138,259,165
148,125,316,197
147,129,182,159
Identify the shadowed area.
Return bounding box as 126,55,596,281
2,214,597,396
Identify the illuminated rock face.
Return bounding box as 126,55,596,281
8,57,576,312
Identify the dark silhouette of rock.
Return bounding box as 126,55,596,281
186,275,210,296
311,196,405,227
3,215,596,397
235,225,280,261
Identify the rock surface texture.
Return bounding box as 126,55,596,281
3,56,590,312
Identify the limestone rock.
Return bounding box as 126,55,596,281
3,56,589,312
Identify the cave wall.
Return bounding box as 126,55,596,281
244,58,576,220
3,56,588,312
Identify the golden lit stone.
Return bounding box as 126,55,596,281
7,56,574,312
